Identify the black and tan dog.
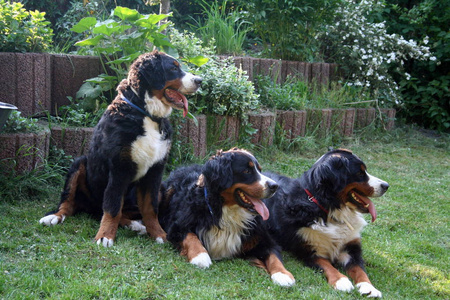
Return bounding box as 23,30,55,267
158,148,296,286
264,149,388,296
40,51,202,247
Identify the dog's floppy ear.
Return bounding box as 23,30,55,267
138,52,166,90
312,154,349,193
201,151,234,194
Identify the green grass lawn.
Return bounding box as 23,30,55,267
1,125,449,299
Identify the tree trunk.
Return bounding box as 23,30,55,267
159,0,170,34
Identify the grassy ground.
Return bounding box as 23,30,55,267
0,125,449,299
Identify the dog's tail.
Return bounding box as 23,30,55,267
45,155,92,217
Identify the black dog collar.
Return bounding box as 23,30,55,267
122,96,168,139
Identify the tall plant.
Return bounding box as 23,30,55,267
382,0,450,132
242,0,339,61
71,6,173,109
0,0,53,52
191,0,249,55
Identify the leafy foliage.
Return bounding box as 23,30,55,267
382,0,450,132
190,0,249,55
0,0,53,52
242,0,340,61
48,98,106,128
71,6,173,108
2,111,40,133
318,0,434,107
168,28,260,120
255,75,373,110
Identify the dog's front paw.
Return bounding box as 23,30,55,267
96,237,114,247
334,277,354,292
271,272,295,287
190,252,212,269
356,282,382,298
39,214,65,226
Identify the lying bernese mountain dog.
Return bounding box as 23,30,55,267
40,51,202,247
264,149,389,297
158,148,296,287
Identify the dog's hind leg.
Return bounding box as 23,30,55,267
136,187,167,243
137,162,167,243
40,156,89,226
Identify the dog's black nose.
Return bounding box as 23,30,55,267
194,77,202,85
381,182,389,192
268,181,279,194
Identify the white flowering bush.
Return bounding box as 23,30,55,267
319,0,435,105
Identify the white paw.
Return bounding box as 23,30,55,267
334,277,354,292
39,214,65,226
356,282,382,298
155,237,164,244
125,220,147,235
96,237,114,247
271,272,295,287
190,252,212,269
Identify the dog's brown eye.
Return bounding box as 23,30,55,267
171,67,178,71
243,169,251,174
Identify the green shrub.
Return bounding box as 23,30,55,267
382,0,450,132
2,111,40,133
318,0,434,107
48,98,105,128
0,0,53,52
168,28,260,120
242,0,340,61
255,75,373,110
71,6,173,108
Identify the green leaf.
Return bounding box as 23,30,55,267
71,17,97,33
93,21,130,36
114,6,141,21
107,53,141,65
75,35,103,46
186,112,198,127
186,55,209,67
136,13,171,27
76,82,102,100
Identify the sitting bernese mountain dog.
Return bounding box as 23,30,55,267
158,148,296,287
40,51,202,247
264,149,389,297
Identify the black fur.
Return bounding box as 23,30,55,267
263,149,388,293
40,51,202,244
159,148,283,262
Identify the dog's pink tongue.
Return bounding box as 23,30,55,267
250,198,270,221
368,200,377,223
164,89,189,117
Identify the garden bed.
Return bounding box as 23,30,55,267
43,108,394,160
0,126,50,174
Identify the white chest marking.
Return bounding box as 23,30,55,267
130,117,170,181
199,205,255,260
298,207,367,264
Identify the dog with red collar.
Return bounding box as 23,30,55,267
264,149,389,297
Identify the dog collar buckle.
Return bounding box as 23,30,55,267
305,189,329,214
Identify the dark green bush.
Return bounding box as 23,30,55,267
0,0,53,52
383,0,450,132
242,0,340,61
